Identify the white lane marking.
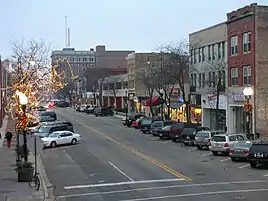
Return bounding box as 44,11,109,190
220,158,231,162
187,148,197,152
264,173,268,177
64,178,185,190
108,161,134,181
238,164,250,169
202,153,212,157
119,188,268,201
58,180,268,199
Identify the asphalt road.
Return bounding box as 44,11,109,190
40,108,268,201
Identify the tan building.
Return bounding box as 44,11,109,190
125,52,192,121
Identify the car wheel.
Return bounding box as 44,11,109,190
250,162,257,168
71,138,77,145
197,145,202,150
212,151,218,155
50,141,57,148
231,157,236,162
172,138,177,142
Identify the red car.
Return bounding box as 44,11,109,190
131,118,144,129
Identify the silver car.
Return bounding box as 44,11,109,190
210,134,246,155
229,141,252,161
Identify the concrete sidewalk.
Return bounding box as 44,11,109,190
0,117,55,201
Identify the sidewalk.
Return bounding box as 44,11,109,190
0,117,55,201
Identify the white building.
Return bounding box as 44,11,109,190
189,22,228,130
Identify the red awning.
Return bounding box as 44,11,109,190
144,96,160,106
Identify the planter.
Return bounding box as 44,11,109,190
17,167,34,182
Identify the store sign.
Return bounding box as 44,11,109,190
232,93,245,102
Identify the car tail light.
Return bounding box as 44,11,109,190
230,148,234,153
224,143,229,147
243,149,249,154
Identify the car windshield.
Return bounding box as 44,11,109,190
162,125,171,131
39,116,52,122
234,141,252,148
212,136,226,142
183,128,196,135
142,119,152,125
48,133,60,138
195,132,210,138
37,126,50,133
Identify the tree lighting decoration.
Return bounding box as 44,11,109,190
1,39,78,126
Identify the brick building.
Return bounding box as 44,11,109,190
226,3,268,135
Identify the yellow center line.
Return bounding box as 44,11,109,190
76,118,192,181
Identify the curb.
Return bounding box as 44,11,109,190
37,154,55,201
0,115,9,147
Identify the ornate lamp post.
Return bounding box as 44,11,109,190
124,88,128,119
18,92,28,162
159,89,164,120
243,86,253,138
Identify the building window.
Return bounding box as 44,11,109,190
190,74,194,86
222,42,225,58
221,70,226,86
218,43,221,59
231,67,238,86
231,36,238,56
243,65,251,85
198,48,201,62
202,73,205,88
193,74,197,87
193,50,196,63
243,32,251,53
212,44,215,60
198,73,201,87
202,47,205,61
191,50,193,64
208,72,211,87
208,45,211,61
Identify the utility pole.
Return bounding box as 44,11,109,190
160,52,164,120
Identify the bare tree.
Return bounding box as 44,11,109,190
160,42,191,122
191,57,227,129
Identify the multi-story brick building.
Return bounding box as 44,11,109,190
189,23,227,130
226,3,268,135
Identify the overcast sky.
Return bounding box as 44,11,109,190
0,0,267,58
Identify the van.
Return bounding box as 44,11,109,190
195,130,225,150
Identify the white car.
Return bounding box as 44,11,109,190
41,131,81,148
79,105,87,112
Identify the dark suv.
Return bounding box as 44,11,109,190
150,120,174,136
34,124,69,138
248,141,268,168
94,107,114,116
43,121,74,132
39,111,57,121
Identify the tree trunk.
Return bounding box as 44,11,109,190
167,98,171,120
149,89,154,117
215,78,221,130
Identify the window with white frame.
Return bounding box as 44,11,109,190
218,43,221,59
243,32,251,53
231,36,238,56
231,67,238,86
243,65,251,85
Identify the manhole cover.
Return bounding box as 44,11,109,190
232,195,244,200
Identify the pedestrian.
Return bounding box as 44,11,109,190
5,131,13,148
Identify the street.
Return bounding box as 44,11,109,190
41,108,268,201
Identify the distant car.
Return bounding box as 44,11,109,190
56,101,69,107
41,131,81,148
94,107,114,116
195,130,225,150
79,105,87,112
39,116,55,123
85,105,97,114
39,111,57,121
34,124,69,138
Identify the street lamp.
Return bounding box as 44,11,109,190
243,86,253,138
124,88,128,119
19,92,28,162
15,90,21,164
159,89,164,120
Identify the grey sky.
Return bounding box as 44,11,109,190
0,0,267,58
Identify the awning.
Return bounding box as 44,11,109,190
144,96,160,106
170,102,184,109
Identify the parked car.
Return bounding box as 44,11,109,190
195,130,225,150
39,111,57,121
158,125,172,139
210,134,246,155
39,115,55,123
131,118,145,129
56,101,69,107
79,105,87,112
169,123,201,142
41,131,81,148
76,105,80,112
150,120,173,136
85,105,97,114
94,107,114,116
34,124,69,138
125,114,145,127
229,141,252,161
140,117,161,134
248,140,268,168
42,121,74,132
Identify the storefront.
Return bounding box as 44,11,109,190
201,94,227,130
